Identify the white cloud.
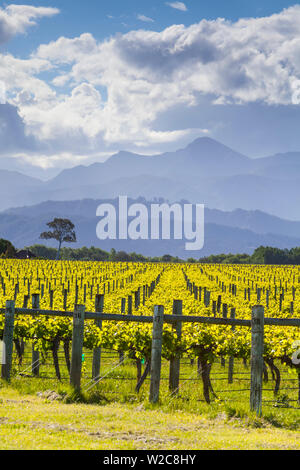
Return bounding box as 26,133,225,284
4,5,300,165
0,4,59,44
166,2,188,12
36,33,97,64
13,151,103,169
137,14,154,23
0,53,55,105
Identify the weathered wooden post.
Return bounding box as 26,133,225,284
199,287,202,301
169,300,182,393
217,295,222,313
279,293,283,311
119,298,126,364
194,286,198,300
250,305,264,417
221,304,228,367
23,294,29,308
128,295,133,315
92,294,104,381
63,289,68,311
257,288,261,303
149,305,164,404
32,294,40,377
70,305,85,391
75,284,79,305
228,307,235,384
204,291,211,307
1,300,15,381
134,288,140,310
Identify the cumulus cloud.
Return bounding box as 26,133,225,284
166,2,188,12
4,5,300,167
0,4,59,44
0,103,37,153
36,33,98,64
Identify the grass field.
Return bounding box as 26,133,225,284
0,387,299,450
0,345,299,450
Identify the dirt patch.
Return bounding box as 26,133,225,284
36,391,65,402
0,416,179,446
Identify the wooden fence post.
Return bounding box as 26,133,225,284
250,305,264,417
228,307,235,384
257,288,261,303
221,304,228,367
92,294,104,381
63,289,68,311
32,294,40,377
169,300,182,393
118,298,127,364
128,295,132,315
70,305,85,391
149,305,164,404
49,290,54,309
1,300,15,381
134,289,140,309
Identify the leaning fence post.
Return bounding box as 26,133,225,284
169,299,182,393
250,305,264,417
70,304,85,391
32,294,40,377
1,300,15,381
92,294,104,381
149,305,164,404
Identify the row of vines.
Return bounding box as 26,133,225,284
0,259,299,403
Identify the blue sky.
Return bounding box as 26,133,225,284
5,0,300,56
1,1,300,174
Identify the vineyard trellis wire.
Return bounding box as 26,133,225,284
1,296,300,416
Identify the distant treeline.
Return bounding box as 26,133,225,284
24,244,300,265
198,246,300,265
1,239,300,264
26,244,184,263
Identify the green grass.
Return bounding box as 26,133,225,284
0,345,299,449
0,387,299,450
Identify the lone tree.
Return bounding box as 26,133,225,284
40,218,76,260
0,239,16,259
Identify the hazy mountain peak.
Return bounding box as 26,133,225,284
185,136,247,157
1,136,300,220
186,136,221,148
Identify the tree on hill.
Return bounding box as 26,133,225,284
40,218,76,260
0,239,16,259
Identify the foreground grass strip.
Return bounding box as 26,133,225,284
0,389,299,450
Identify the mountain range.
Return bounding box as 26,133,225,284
2,199,300,259
2,136,300,257
2,137,300,220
